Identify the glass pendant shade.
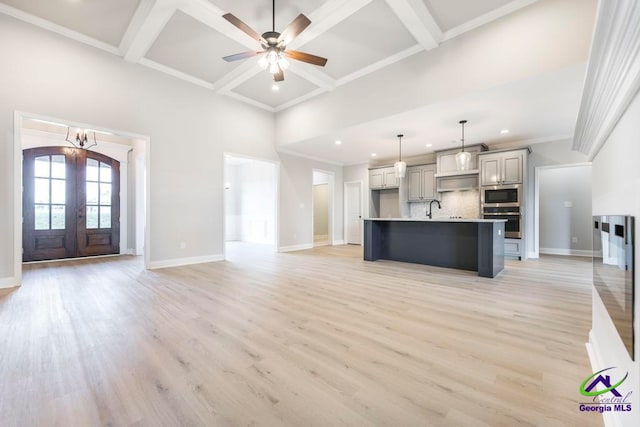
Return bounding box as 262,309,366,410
394,160,407,178
455,151,471,171
258,55,269,69
456,119,471,171
394,134,406,178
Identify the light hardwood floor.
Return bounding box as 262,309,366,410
1,245,602,426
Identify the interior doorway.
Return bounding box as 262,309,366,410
224,154,278,258
344,181,363,245
312,170,334,247
15,113,149,277
534,163,592,257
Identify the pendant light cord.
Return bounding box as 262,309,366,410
397,134,403,161
460,120,466,152
272,0,275,31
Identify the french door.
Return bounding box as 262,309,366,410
23,147,120,262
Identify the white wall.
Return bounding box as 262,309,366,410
237,161,277,245
224,164,241,241
539,165,592,255
278,153,343,250
0,14,279,280
591,89,640,427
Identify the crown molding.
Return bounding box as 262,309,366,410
572,0,640,159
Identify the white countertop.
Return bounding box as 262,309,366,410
364,217,507,223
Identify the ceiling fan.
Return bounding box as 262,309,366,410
222,0,328,82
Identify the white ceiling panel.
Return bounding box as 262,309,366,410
212,0,321,36
423,0,515,32
0,0,141,46
279,64,586,165
299,0,417,80
232,70,320,107
146,11,248,84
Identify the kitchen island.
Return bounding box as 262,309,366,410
363,218,506,278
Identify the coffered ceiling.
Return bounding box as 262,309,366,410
0,0,541,112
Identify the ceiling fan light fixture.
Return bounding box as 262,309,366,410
277,54,290,70
221,1,326,83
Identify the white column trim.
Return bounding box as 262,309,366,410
572,0,640,159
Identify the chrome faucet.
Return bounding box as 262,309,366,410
426,199,441,219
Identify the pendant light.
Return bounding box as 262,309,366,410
455,120,471,171
65,127,97,150
394,134,407,178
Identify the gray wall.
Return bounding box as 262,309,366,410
525,139,590,257
538,165,592,254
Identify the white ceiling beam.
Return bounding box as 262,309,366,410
178,0,259,50
442,0,540,41
288,0,373,49
212,58,263,93
384,0,442,51
122,0,178,62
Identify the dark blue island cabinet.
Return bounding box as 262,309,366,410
363,218,506,278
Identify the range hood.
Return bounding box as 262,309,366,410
434,143,487,192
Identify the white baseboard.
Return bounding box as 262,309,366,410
527,251,539,259
147,254,225,269
313,234,328,240
539,248,593,257
279,244,313,253
0,276,19,289
332,240,345,245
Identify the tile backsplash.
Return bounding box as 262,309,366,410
409,190,480,219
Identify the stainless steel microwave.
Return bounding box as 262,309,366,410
481,184,521,207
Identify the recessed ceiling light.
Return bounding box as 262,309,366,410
371,153,377,157
426,143,433,148
271,84,280,91
500,129,510,134
335,140,342,145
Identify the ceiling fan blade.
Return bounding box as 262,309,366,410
273,68,284,82
285,50,328,67
222,13,266,44
277,14,311,45
222,51,263,62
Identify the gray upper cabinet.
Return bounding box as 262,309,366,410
369,166,399,189
384,169,399,189
479,150,525,186
370,169,384,189
407,164,436,202
436,144,487,176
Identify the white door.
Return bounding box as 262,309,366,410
346,182,362,245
